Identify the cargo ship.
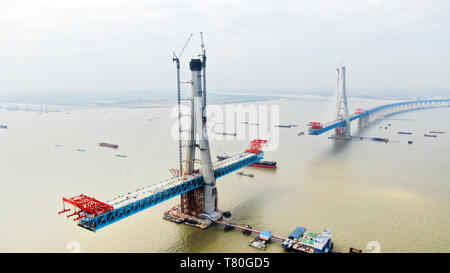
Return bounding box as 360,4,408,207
424,134,437,137
99,142,119,149
282,227,333,253
398,131,412,135
372,137,389,143
215,132,237,136
241,121,259,126
217,154,277,169
249,161,277,169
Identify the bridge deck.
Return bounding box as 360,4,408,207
77,152,264,231
309,99,450,135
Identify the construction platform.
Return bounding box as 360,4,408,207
163,205,220,229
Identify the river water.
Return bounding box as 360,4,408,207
0,96,448,253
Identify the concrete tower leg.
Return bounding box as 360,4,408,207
180,60,202,217
190,59,221,221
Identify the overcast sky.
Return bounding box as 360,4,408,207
1,0,449,95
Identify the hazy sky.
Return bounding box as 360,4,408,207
1,0,449,94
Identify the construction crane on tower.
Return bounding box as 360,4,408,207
172,33,194,176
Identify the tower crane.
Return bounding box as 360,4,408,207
200,32,207,109
173,33,194,176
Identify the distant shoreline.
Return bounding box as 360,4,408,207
0,91,447,112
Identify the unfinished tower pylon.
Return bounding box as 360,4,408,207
165,41,221,228
180,58,220,221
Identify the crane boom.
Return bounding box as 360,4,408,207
174,33,193,61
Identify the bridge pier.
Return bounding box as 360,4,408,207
333,66,351,139
358,113,369,128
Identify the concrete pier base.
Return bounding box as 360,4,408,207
163,205,222,229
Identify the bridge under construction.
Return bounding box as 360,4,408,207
59,34,267,232
58,38,450,235
308,65,450,138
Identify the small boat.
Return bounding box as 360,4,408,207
236,171,254,178
223,211,232,218
0,125,8,129
424,134,437,137
429,131,445,134
224,224,234,231
215,132,237,136
116,155,127,158
241,121,259,126
249,232,271,250
248,240,267,250
77,149,85,152
216,154,231,161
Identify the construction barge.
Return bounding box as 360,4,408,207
281,227,333,253
215,221,336,253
